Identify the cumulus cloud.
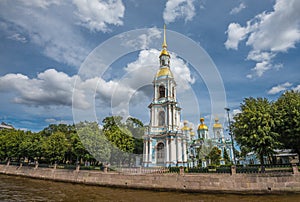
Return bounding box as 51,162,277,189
267,82,292,95
122,28,162,50
293,85,300,92
230,2,246,15
163,0,196,24
224,23,248,50
18,0,61,8
73,0,125,32
0,48,195,115
0,0,126,66
225,0,300,78
124,49,195,92
7,33,27,43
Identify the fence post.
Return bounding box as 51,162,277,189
292,164,299,175
180,166,184,175
231,165,236,175
76,164,80,172
34,161,39,170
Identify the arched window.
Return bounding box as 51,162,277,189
159,85,165,98
156,142,164,164
158,111,165,126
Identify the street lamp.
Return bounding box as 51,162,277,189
225,107,236,165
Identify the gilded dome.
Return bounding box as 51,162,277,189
160,49,170,57
213,117,222,128
198,124,208,130
198,117,208,130
181,125,190,131
156,67,173,78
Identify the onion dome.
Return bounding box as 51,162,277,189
213,117,222,128
181,120,190,131
156,67,173,78
198,117,208,130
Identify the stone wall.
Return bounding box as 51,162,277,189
0,164,300,194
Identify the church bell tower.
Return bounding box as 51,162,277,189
143,25,187,167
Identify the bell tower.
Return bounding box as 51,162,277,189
143,25,187,167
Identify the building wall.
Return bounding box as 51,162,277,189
1,165,300,193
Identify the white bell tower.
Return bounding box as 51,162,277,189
143,25,187,167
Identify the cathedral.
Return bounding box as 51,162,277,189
142,26,233,167
142,26,187,167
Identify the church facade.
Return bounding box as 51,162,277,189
142,26,233,168
142,26,187,167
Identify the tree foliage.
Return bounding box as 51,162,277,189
208,146,221,165
76,121,110,163
232,97,281,168
0,116,144,166
223,148,231,164
273,90,300,156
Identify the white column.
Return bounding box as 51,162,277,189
144,140,148,165
177,138,182,163
166,138,169,164
182,139,187,162
171,137,176,164
149,140,152,163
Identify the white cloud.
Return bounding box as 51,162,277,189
224,23,248,50
293,85,300,92
0,49,195,116
230,2,246,15
225,0,300,78
122,28,161,50
7,33,27,43
124,49,195,92
267,82,292,95
163,0,196,24
18,0,61,8
0,0,126,67
0,1,89,67
73,0,125,32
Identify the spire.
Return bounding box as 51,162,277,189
162,24,167,49
160,24,170,57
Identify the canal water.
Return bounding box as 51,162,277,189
1,174,300,202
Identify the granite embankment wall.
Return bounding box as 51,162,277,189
1,164,300,194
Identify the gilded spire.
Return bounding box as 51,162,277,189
160,24,170,57
162,24,167,49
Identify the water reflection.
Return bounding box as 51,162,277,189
0,174,299,202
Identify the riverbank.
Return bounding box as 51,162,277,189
1,164,300,194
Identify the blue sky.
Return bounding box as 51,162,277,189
0,0,299,133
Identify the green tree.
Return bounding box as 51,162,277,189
125,117,144,154
208,146,221,165
197,139,213,164
76,121,111,164
102,116,135,166
274,90,300,156
43,131,69,164
223,148,231,165
102,116,134,153
232,97,281,171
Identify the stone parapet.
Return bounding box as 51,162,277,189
1,165,300,194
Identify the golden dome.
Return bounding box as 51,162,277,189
156,67,173,78
198,124,208,130
181,125,190,131
198,117,208,130
213,117,222,128
160,49,170,57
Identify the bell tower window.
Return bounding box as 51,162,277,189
159,85,165,98
158,111,165,126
